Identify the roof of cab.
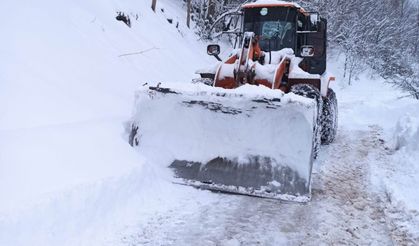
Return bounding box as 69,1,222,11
242,0,308,15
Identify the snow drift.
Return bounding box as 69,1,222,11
392,115,419,152
0,0,209,211
0,0,211,244
387,115,419,215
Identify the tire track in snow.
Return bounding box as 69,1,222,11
304,128,392,245
118,127,410,245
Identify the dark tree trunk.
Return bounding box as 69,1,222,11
187,0,191,28
151,0,157,12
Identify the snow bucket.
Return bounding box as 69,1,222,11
129,82,317,202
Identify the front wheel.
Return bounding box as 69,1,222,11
321,88,338,144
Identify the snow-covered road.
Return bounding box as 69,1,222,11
116,126,417,245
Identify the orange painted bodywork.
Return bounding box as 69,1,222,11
255,79,272,88
213,54,237,88
225,55,237,64
215,78,236,89
213,38,289,91
272,58,289,89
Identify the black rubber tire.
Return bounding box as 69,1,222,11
321,88,338,144
290,84,322,159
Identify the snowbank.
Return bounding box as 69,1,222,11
0,0,209,207
0,0,212,244
392,115,419,152
386,115,419,212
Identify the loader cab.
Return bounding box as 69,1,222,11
241,3,327,75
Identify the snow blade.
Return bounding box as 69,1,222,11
129,82,317,202
170,156,310,202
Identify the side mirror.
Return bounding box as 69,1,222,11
207,44,220,56
300,45,315,57
207,44,221,61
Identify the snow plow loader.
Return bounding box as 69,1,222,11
128,1,337,202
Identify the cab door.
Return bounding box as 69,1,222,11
305,18,327,75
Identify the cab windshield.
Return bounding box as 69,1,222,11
244,7,297,51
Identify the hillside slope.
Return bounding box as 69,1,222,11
0,0,210,230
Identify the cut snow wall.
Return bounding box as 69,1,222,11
392,115,419,151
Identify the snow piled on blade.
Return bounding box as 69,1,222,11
129,82,316,188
